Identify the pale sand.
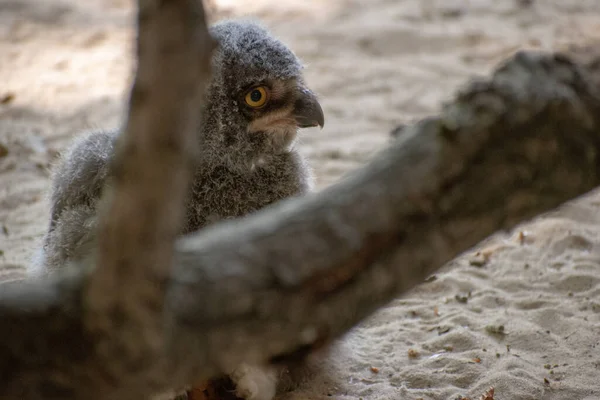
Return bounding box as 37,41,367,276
1,0,600,399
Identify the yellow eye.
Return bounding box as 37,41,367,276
244,86,269,108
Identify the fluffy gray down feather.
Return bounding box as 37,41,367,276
32,19,320,274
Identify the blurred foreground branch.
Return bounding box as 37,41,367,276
2,0,600,398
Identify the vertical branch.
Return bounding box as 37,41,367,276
85,0,215,383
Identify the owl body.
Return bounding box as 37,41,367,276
35,127,313,273
185,148,313,233
33,19,324,400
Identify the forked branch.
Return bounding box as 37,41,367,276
165,51,600,379
1,2,600,399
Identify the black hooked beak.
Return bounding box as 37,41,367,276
293,88,325,129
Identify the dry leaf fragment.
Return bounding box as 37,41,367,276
0,92,15,105
0,143,8,158
458,386,494,400
485,324,506,335
469,249,493,267
437,326,451,335
455,293,469,303
186,382,211,400
469,253,487,267
408,348,420,358
479,387,494,400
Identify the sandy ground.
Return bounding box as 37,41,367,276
2,0,600,399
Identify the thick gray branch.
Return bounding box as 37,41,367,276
1,49,600,399
85,0,214,396
166,50,600,378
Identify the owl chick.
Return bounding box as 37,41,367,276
31,19,324,400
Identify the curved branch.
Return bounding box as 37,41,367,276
2,0,219,396
1,48,600,399
165,50,600,378
88,0,214,366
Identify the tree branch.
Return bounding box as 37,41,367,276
164,51,600,379
12,0,214,398
1,13,600,400
91,0,214,356
88,0,213,337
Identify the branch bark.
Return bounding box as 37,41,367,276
0,0,215,399
87,0,214,371
165,50,600,377
1,7,600,400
